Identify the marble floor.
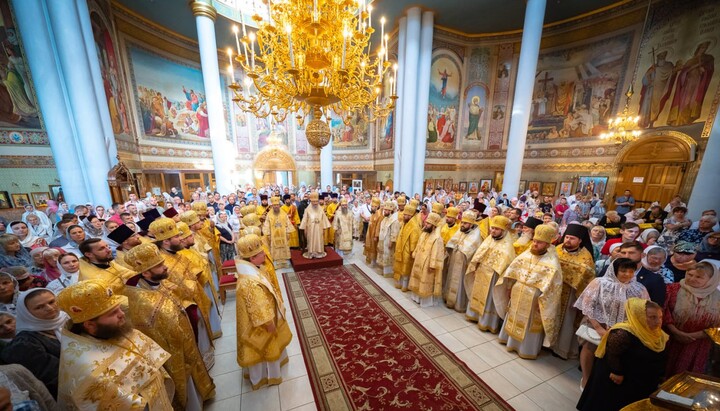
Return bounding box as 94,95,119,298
205,242,582,411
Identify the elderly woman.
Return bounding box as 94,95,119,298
642,245,675,284
664,241,698,283
10,221,47,249
0,288,69,399
29,247,48,276
83,215,105,239
575,258,649,389
577,298,668,411
598,211,626,236
21,205,52,229
697,232,720,261
59,225,85,258
25,214,52,240
590,226,607,261
45,253,80,295
0,234,34,269
40,248,62,282
659,206,692,247
624,208,646,224
639,228,660,246
663,260,720,376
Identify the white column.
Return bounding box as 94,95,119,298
393,17,407,193
46,0,113,207
192,1,235,194
688,107,720,219
76,0,119,165
501,0,546,197
400,8,422,194
320,139,333,188
11,0,91,205
412,11,434,196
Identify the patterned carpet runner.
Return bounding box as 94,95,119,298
283,264,513,410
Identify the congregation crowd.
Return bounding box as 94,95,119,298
0,181,717,410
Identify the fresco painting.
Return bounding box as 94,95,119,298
427,53,461,150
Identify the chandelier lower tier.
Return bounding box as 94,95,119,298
227,0,398,149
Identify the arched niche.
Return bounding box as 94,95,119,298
253,146,297,187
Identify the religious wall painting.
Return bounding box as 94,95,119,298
377,70,394,150
443,179,453,192
494,171,504,193
528,181,541,194
0,0,41,131
479,179,492,193
31,192,49,208
459,83,489,148
518,180,527,193
541,182,557,197
528,31,634,142
427,52,461,150
256,117,289,150
127,45,209,142
468,182,478,194
434,179,444,190
0,191,9,208
10,193,28,208
458,181,468,193
560,181,574,197
90,9,132,140
578,176,608,197
295,115,308,155
631,0,720,136
487,43,514,150
329,110,369,148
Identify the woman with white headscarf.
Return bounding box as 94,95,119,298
24,214,52,240
663,259,720,377
641,245,675,284
21,205,52,229
9,221,47,249
59,225,86,258
0,288,69,399
45,253,80,295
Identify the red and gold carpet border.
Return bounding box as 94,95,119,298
283,264,513,411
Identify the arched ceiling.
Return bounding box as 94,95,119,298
115,0,626,53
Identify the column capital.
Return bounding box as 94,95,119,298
190,1,217,20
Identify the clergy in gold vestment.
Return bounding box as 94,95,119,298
262,196,294,268
324,194,339,246
394,200,421,290
409,213,446,307
57,280,175,410
377,201,400,277
299,192,331,259
191,202,222,288
464,216,516,332
77,238,136,291
443,210,483,312
440,207,461,245
182,209,221,292
513,217,542,256
177,221,223,340
123,243,216,410
281,194,300,248
235,235,292,390
494,225,563,359
551,223,596,360
363,197,383,265
333,198,354,257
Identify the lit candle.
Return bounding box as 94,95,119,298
367,5,372,28
389,76,394,96
286,24,294,68
240,11,247,36
249,32,256,70
233,26,241,56
227,48,235,82
392,63,398,94
384,34,389,63
228,64,235,84
341,30,347,69
380,16,385,44
242,40,249,66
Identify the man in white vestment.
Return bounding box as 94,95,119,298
332,198,354,257
408,212,446,307
443,210,482,312
299,192,331,259
377,201,400,277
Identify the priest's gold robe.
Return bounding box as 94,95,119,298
256,204,269,223
477,217,490,240
363,209,383,264
332,208,354,253
552,245,596,359
443,226,483,312
440,223,460,246
464,234,516,332
513,234,533,256
124,285,216,409
235,269,292,389
493,250,563,359
262,209,294,261
195,220,221,279
78,258,135,291
281,204,300,247
58,328,174,410
393,218,422,290
377,213,400,276
179,248,223,339
408,228,445,301
299,205,331,257
324,202,338,245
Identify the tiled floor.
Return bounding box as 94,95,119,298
205,243,582,410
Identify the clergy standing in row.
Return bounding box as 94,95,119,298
514,216,542,256
465,216,516,332
394,200,421,290
494,225,563,359
235,234,293,390
57,279,175,410
364,197,382,265
443,209,483,313
123,242,216,410
409,212,446,307
299,192,331,259
332,198,354,257
377,201,400,277
263,196,294,268
552,223,596,360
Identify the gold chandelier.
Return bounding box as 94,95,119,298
600,86,641,144
227,0,398,149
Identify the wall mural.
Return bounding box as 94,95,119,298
330,110,369,148
631,0,720,137
127,45,210,142
377,71,394,151
487,43,514,150
427,52,461,150
256,117,289,150
90,10,133,140
0,0,41,131
460,47,491,149
527,31,634,142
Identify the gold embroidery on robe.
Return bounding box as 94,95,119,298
409,229,445,298
364,210,383,262
281,204,300,247
263,210,294,261
393,218,422,285
465,234,516,315
444,227,483,308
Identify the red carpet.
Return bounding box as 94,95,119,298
283,264,513,411
290,246,343,271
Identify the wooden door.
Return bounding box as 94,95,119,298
615,164,684,209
